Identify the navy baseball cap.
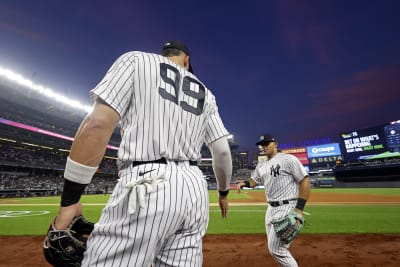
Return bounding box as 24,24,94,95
256,133,277,146
162,40,194,74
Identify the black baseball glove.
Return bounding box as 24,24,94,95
43,215,94,267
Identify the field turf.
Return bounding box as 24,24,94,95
0,188,399,235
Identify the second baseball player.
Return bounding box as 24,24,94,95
237,133,311,267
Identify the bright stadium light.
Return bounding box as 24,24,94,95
0,137,16,142
0,65,92,113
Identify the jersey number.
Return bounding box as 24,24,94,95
159,63,205,115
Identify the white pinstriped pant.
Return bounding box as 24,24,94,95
82,161,209,267
266,204,298,267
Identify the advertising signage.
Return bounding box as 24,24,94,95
280,147,309,165
307,143,341,158
309,155,343,165
280,147,306,154
293,152,309,165
385,121,400,153
339,120,400,161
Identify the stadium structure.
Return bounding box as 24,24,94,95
0,66,250,197
1,65,399,198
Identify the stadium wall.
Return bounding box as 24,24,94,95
333,180,400,188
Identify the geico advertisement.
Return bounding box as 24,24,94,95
307,143,341,158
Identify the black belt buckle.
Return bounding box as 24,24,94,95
269,200,290,207
269,202,279,207
131,158,167,168
132,158,197,168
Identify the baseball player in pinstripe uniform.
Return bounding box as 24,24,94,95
49,40,232,266
237,134,310,267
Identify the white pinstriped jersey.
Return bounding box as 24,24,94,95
252,153,308,266
91,51,229,165
251,153,308,202
83,51,229,266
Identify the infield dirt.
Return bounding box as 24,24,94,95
1,191,399,267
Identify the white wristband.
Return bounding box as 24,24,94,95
64,156,98,184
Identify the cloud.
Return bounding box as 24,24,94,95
275,0,338,64
277,64,400,143
0,4,72,53
296,64,400,137
312,65,400,116
0,22,47,43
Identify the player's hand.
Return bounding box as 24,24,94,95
54,202,83,230
293,208,304,226
236,182,244,193
218,195,229,218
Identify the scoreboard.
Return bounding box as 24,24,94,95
339,120,400,161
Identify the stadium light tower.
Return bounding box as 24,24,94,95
0,65,92,113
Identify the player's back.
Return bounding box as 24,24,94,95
116,51,223,163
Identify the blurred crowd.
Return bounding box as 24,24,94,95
0,173,118,198
0,139,254,198
0,139,119,198
0,141,118,174
0,107,121,147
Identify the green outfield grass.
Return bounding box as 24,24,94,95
209,189,255,202
1,188,399,235
208,205,400,234
308,188,400,195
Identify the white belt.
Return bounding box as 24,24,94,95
111,173,165,214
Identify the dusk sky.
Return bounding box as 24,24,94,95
1,0,399,151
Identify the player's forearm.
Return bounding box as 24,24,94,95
60,101,119,207
239,178,257,188
69,101,119,166
294,176,311,212
69,116,114,166
213,157,232,191
209,137,232,191
298,176,311,201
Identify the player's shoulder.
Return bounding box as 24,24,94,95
115,51,160,62
278,153,303,166
258,157,268,164
129,51,160,59
277,152,297,161
256,158,268,169
108,51,142,67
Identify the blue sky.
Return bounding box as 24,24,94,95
1,0,399,151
